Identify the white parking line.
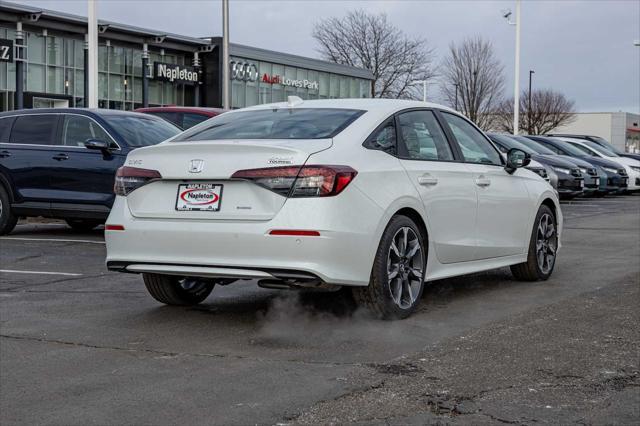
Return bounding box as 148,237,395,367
0,269,82,277
0,237,105,244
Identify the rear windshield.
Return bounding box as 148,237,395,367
103,114,181,147
174,108,365,141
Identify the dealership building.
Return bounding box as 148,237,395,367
0,1,373,111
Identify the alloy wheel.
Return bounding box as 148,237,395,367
387,227,424,309
536,213,557,274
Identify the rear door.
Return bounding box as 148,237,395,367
1,114,60,207
395,109,478,263
439,111,533,260
47,114,125,212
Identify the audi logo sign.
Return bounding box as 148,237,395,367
230,61,259,82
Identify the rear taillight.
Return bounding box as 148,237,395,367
231,165,357,198
114,166,161,196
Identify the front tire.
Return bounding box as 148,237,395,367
353,215,426,320
511,205,558,281
143,273,215,306
0,185,18,236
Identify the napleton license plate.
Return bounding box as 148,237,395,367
175,183,223,211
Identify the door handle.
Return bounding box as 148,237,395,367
417,175,438,186
52,153,69,161
475,176,491,187
0,150,11,158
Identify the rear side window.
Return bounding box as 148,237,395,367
175,108,365,141
364,119,396,154
10,115,58,145
397,111,453,161
0,117,14,142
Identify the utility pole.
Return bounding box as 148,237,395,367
222,0,230,109
87,0,99,108
528,70,534,135
503,1,521,134
513,0,521,135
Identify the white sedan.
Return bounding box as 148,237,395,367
554,137,640,191
105,98,562,319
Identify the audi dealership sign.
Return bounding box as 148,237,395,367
231,60,319,90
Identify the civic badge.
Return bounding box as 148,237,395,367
189,159,204,173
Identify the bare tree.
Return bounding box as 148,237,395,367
495,89,576,134
439,37,505,130
312,10,436,99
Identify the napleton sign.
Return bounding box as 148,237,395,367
153,62,199,84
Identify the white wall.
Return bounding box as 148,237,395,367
551,112,640,152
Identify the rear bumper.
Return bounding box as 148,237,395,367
105,192,383,287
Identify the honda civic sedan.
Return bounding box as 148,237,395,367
105,99,562,319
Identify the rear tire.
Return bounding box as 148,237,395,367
511,205,558,281
143,273,215,306
0,185,18,236
65,219,102,231
352,215,426,320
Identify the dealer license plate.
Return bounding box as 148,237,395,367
175,183,223,211
579,180,584,188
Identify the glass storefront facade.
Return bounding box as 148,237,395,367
0,26,191,111
0,4,373,112
230,56,371,109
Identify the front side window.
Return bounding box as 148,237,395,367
441,112,502,165
397,111,453,161
365,119,396,154
61,115,115,147
10,115,57,145
174,108,365,141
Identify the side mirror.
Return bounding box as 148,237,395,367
505,148,531,174
84,139,111,151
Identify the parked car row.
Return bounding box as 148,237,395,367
1,102,637,319
487,133,637,199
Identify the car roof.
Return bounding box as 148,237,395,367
134,106,225,115
238,98,458,115
0,108,150,118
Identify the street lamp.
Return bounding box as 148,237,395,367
634,40,640,46
528,70,534,134
411,80,428,102
222,0,230,109
503,0,521,135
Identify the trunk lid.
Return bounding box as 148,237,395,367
125,139,331,220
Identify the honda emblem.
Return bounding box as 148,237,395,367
189,159,204,173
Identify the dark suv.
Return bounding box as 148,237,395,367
0,109,180,235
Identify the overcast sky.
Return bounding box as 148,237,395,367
17,0,640,113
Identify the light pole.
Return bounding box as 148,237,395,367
503,0,521,135
528,70,534,135
87,0,98,108
411,80,428,102
634,40,640,47
222,0,230,110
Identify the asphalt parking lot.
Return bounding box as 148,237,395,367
1,195,639,425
